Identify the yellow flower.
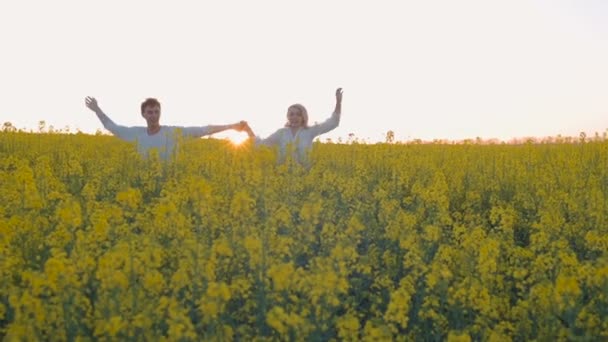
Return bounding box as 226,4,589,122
267,307,288,335
115,187,142,210
423,225,441,243
554,273,581,309
267,262,295,291
143,270,165,294
447,331,472,342
106,316,125,337
385,285,411,329
213,238,233,257
362,320,392,341
336,313,360,340
206,281,231,301
244,235,262,265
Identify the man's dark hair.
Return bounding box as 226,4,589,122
141,98,161,114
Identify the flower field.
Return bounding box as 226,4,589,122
1,131,607,341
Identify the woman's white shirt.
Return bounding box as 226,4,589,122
255,112,340,163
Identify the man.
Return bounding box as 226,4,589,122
85,96,246,159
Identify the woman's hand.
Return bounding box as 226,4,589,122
334,88,343,115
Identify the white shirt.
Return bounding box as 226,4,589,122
102,120,212,159
255,112,340,164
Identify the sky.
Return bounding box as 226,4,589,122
0,0,607,143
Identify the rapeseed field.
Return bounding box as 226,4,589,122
1,131,607,341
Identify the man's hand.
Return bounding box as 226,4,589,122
237,120,254,132
233,120,246,132
239,121,255,138
85,96,101,113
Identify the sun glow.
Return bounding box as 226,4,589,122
219,131,250,146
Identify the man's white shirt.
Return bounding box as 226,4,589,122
102,121,211,159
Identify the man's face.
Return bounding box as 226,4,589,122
142,105,161,124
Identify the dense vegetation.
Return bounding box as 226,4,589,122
1,131,607,340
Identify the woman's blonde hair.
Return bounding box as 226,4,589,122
285,104,309,128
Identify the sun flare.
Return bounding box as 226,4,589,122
222,131,249,146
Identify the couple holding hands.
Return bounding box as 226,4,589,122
85,88,343,163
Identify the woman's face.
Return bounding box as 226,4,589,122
287,107,304,127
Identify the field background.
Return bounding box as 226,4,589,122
1,131,607,341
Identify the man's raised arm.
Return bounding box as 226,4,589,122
85,96,131,139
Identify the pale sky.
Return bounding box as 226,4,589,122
1,0,607,143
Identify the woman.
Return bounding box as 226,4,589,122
244,88,343,165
